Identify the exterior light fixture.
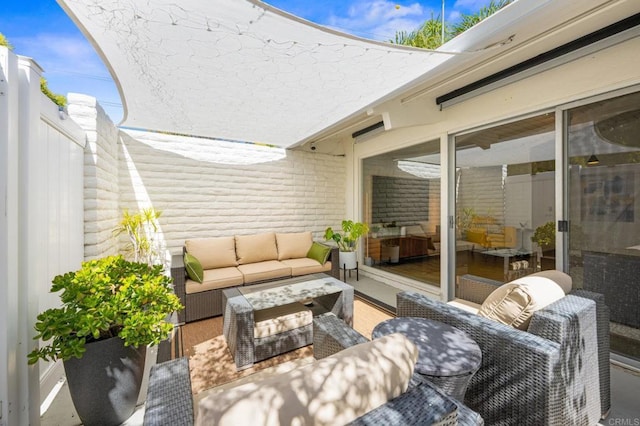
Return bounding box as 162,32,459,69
587,154,600,165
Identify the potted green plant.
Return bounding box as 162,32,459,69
325,220,370,269
27,255,182,426
113,207,163,266
457,207,476,239
531,221,556,270
531,221,555,249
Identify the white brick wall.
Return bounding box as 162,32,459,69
119,130,346,255
457,166,506,223
68,93,120,259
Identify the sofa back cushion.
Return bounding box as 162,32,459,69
185,237,237,269
196,332,418,426
275,232,313,260
235,232,278,264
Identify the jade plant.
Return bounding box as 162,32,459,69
324,220,370,252
27,255,182,364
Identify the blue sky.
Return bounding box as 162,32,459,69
0,0,492,124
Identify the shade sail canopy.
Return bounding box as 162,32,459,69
57,0,454,147
57,0,639,148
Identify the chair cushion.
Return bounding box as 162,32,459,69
447,298,481,314
275,232,313,260
185,237,238,269
522,270,572,294
184,252,204,283
196,333,418,426
237,260,291,283
254,303,312,338
306,242,332,265
235,232,278,265
478,277,565,330
281,258,332,276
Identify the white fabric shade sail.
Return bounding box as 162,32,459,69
57,0,639,148
57,0,454,147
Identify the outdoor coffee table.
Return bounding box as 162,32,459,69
372,317,481,400
223,273,354,370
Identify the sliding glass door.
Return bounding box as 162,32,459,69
453,114,556,292
567,90,640,361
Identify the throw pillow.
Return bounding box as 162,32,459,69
184,252,204,283
477,278,565,330
306,242,332,265
521,270,572,294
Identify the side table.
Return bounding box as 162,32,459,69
372,317,481,401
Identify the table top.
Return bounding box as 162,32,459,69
238,274,346,311
372,317,481,377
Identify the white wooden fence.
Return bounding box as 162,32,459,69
1,46,86,426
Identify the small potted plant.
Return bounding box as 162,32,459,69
27,255,182,426
531,221,556,270
113,207,163,266
325,220,370,269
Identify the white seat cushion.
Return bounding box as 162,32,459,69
253,303,312,338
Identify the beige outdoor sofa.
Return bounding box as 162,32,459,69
143,333,484,425
171,231,339,323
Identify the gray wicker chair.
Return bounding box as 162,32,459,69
397,289,608,426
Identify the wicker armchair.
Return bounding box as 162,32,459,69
397,290,608,426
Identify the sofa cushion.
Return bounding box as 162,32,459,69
186,237,238,269
276,232,313,260
447,298,481,314
281,258,332,276
478,278,565,330
521,270,572,294
185,267,244,294
196,333,418,426
306,242,332,265
254,303,313,338
465,229,487,245
184,252,204,283
237,260,291,284
235,232,278,265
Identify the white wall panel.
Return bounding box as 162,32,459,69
117,130,347,258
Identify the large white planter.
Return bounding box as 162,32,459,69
339,251,358,270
